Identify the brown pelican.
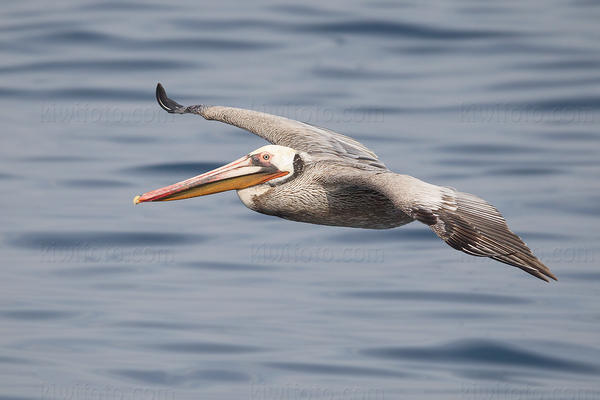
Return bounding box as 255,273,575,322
134,83,557,282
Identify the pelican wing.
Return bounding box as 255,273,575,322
156,83,386,169
372,173,557,282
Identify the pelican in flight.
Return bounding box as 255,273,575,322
134,83,556,282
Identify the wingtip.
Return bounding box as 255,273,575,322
155,82,183,113
523,259,557,282
532,258,558,282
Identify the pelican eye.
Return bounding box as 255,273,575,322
262,154,270,161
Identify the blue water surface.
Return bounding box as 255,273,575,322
1,1,599,399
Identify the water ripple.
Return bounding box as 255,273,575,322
0,395,37,400
149,38,281,51
540,131,600,142
171,17,285,32
101,135,158,144
517,59,600,71
58,179,131,188
112,368,249,385
0,20,78,33
0,87,151,101
487,77,600,91
123,162,221,176
0,172,16,180
561,272,600,281
269,4,345,16
526,197,600,217
362,339,599,374
299,20,514,39
0,355,32,364
0,59,197,74
151,341,261,354
520,96,600,111
341,290,530,305
21,155,90,163
31,30,281,51
182,261,274,271
437,143,538,155
265,362,404,378
79,1,170,11
311,66,417,80
485,167,564,176
50,265,137,277
0,310,78,321
330,229,435,244
394,42,581,56
9,231,205,249
114,320,199,331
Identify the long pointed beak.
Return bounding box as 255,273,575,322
133,155,288,204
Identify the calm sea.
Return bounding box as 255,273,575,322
1,1,599,399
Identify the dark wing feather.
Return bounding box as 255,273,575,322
373,173,557,282
420,190,557,282
156,83,386,169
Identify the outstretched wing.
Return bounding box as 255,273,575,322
375,173,557,282
156,83,386,169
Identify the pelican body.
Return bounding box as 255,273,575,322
134,84,557,282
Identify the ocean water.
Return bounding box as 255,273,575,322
1,1,600,399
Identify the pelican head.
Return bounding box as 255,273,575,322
133,145,299,204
